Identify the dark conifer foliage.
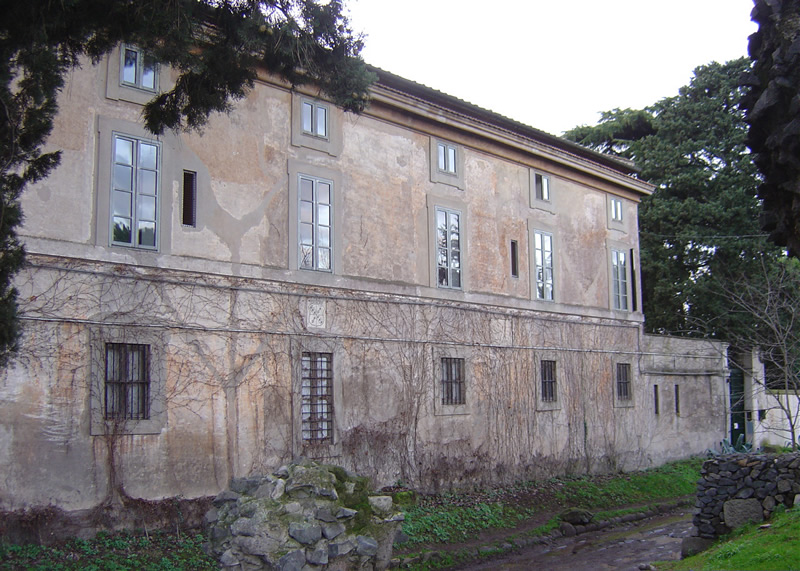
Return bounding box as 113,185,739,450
0,0,375,364
565,59,781,336
743,0,800,257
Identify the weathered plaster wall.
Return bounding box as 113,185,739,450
0,53,727,513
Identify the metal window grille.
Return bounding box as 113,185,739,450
441,357,465,405
105,343,150,420
616,363,631,401
301,352,334,443
541,360,557,402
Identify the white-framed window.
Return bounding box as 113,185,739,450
301,352,334,444
120,45,157,92
437,142,457,174
298,174,333,272
436,206,462,289
429,139,465,189
611,249,629,310
534,173,550,202
301,100,329,139
610,197,623,222
111,133,160,249
441,357,466,405
616,362,632,402
534,230,554,301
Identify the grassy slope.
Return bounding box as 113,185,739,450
656,505,800,571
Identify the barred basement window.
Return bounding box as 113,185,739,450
301,352,334,443
541,360,557,402
441,357,465,405
105,343,150,420
616,363,632,401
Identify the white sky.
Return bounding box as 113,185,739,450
346,0,757,135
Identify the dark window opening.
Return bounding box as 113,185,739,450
616,363,631,401
105,343,150,420
541,360,557,402
441,357,466,405
629,248,638,312
182,170,197,227
654,384,660,415
510,240,519,278
674,384,680,415
301,352,334,443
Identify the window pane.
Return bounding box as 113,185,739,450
123,49,138,84
316,106,327,137
299,223,313,245
142,56,156,90
112,217,132,243
317,204,330,226
139,169,157,196
113,165,133,191
318,226,330,248
138,195,156,220
115,138,133,165
300,245,313,268
541,176,550,201
302,102,313,133
139,143,158,170
112,191,132,217
138,221,156,247
300,200,313,223
438,266,448,286
451,268,461,288
300,177,313,202
437,143,446,171
318,248,331,270
447,146,456,173
317,182,331,205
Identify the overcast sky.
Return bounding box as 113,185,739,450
346,0,757,135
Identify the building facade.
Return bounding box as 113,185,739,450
0,47,728,512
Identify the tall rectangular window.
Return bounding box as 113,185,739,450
182,170,197,227
654,384,660,415
441,357,466,405
437,142,457,174
534,230,554,301
611,249,629,310
298,174,333,271
610,198,623,221
301,100,328,139
105,343,150,420
436,207,462,289
675,384,680,415
616,363,632,401
510,240,519,278
534,173,550,201
111,134,159,249
541,360,557,402
121,46,157,91
301,352,334,443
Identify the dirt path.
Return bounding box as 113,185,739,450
451,508,693,571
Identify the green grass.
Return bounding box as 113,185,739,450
554,458,702,509
0,530,216,571
401,458,702,546
657,506,800,571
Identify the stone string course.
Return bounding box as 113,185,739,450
693,453,800,539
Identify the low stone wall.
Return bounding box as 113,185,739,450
693,453,800,539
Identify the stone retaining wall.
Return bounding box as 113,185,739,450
693,453,800,539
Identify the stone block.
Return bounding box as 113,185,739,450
682,537,714,558
560,507,594,524
356,535,379,557
368,495,394,516
735,488,754,499
559,521,576,537
277,549,306,571
307,543,329,566
288,522,322,545
328,540,354,558
322,521,346,540
778,479,793,493
723,499,763,529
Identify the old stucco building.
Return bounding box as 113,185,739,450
0,47,729,513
